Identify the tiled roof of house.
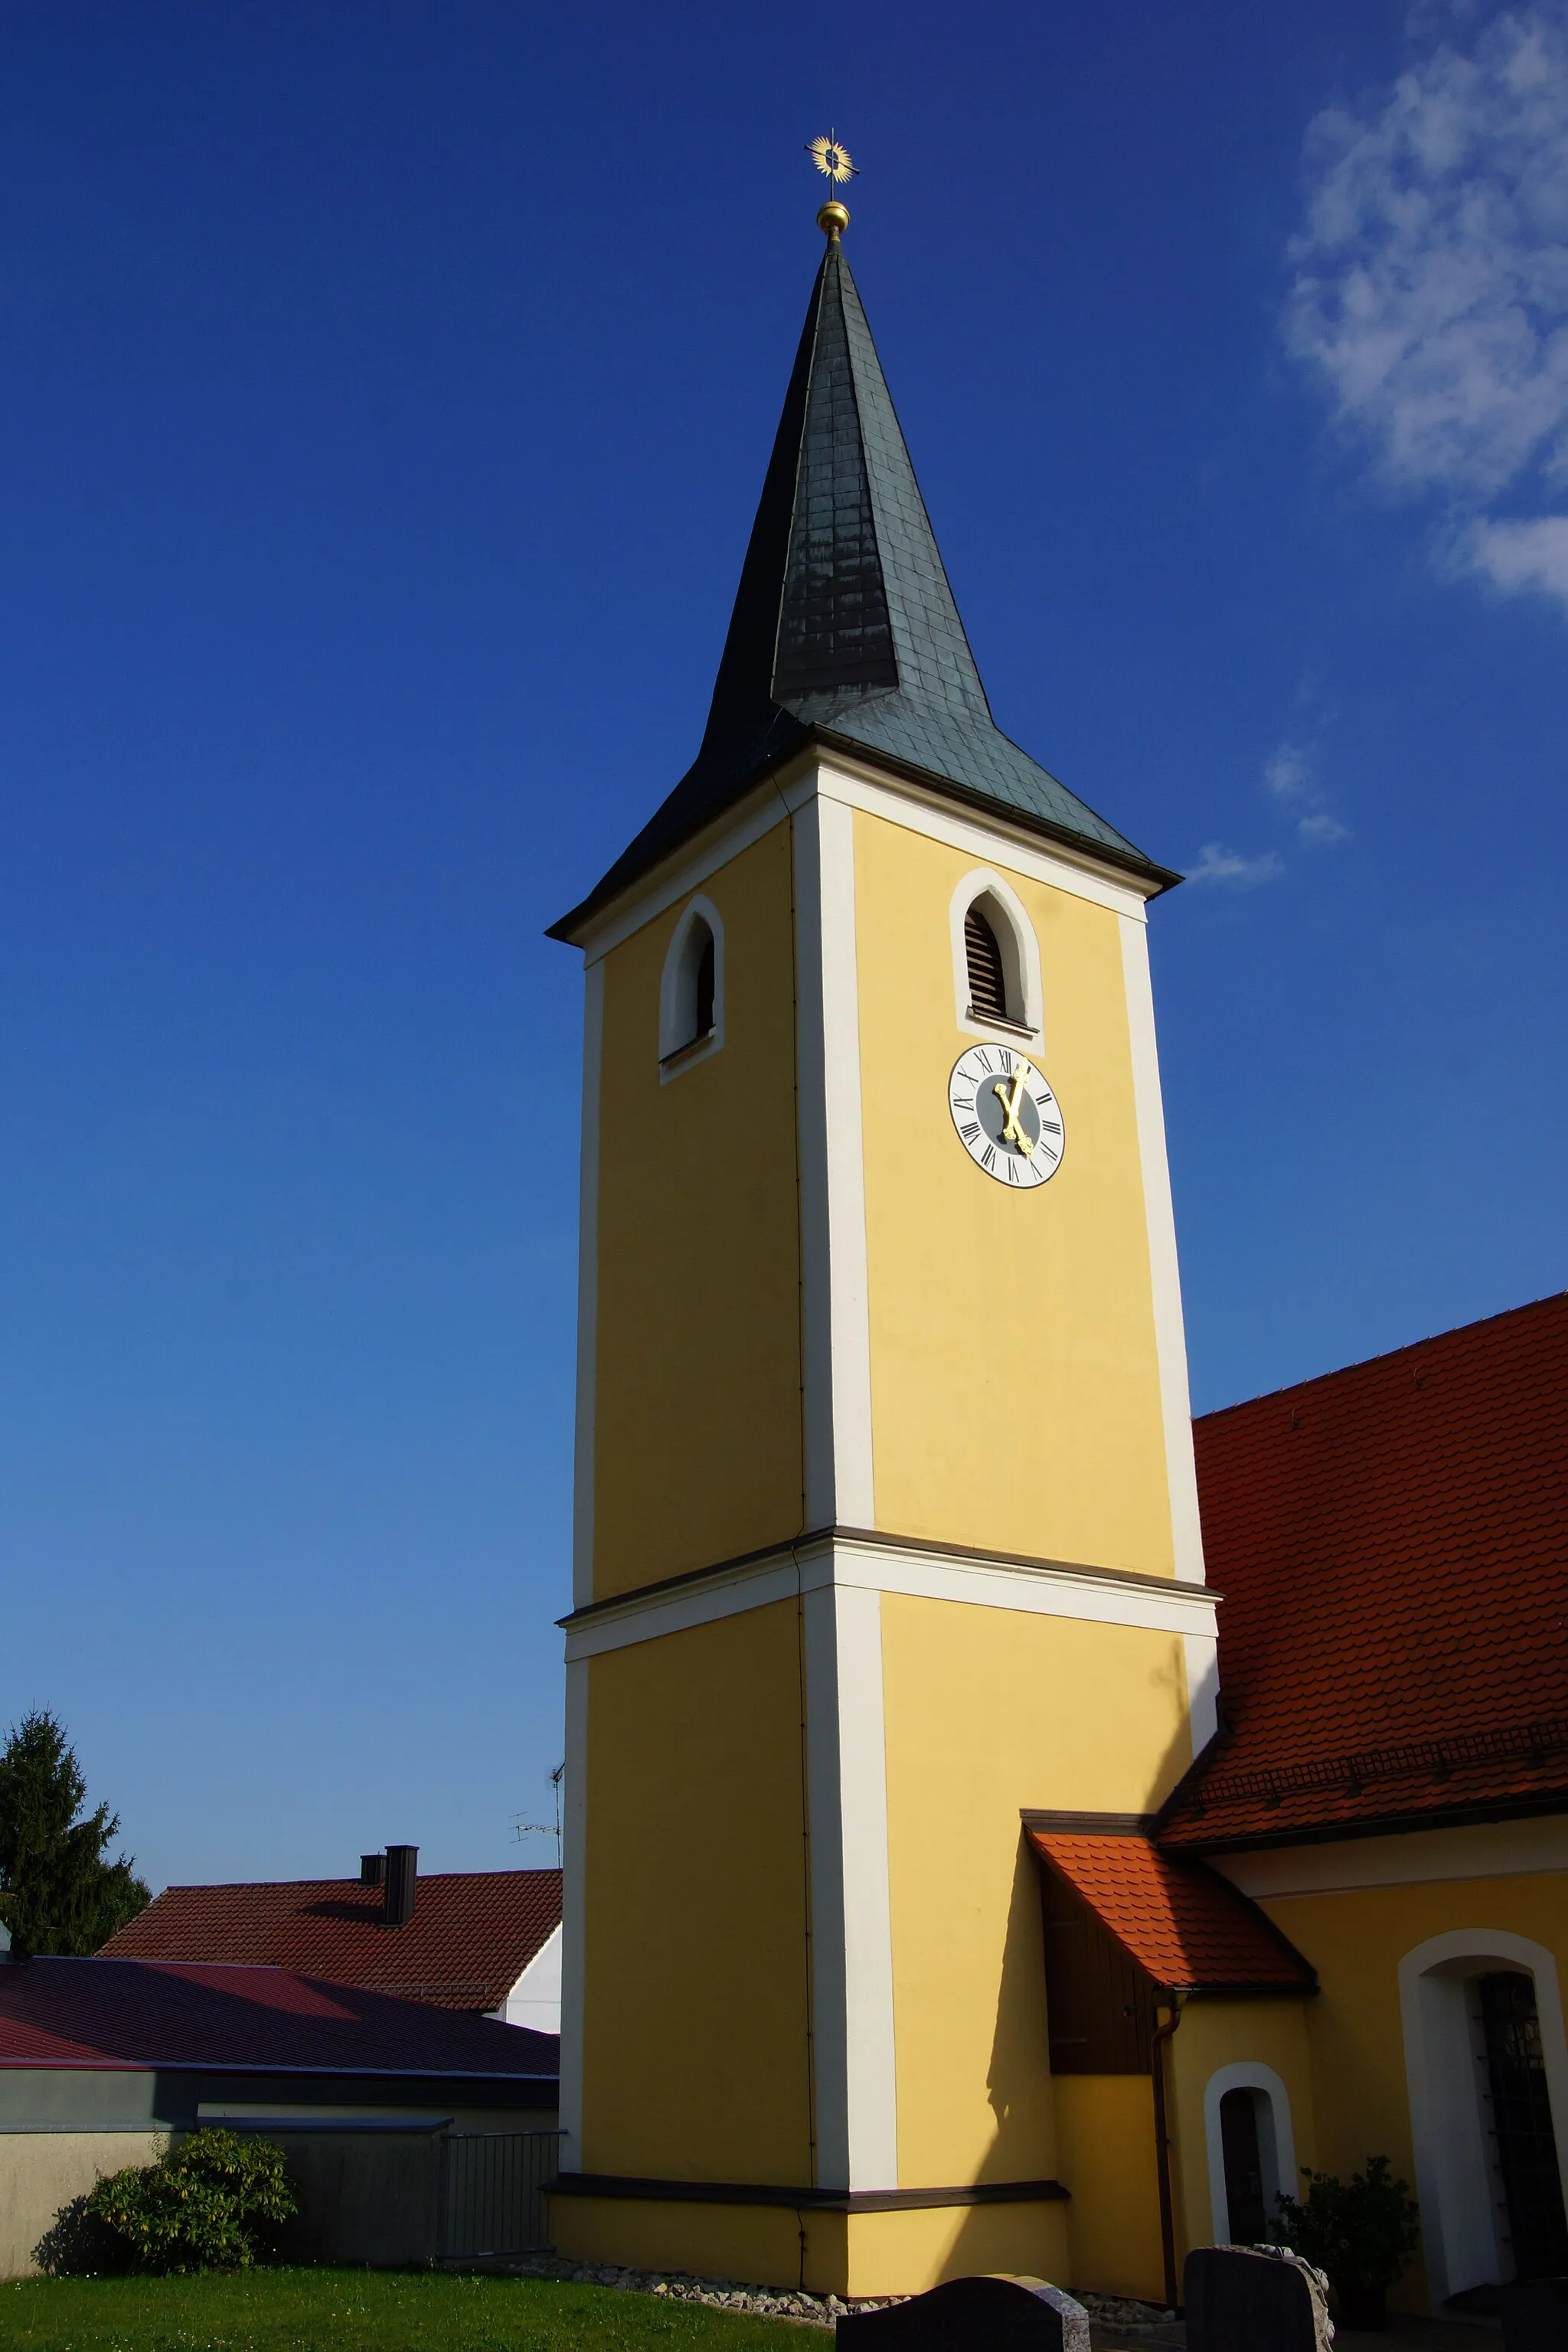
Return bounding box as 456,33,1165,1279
1163,1292,1568,1849
550,234,1173,942
1028,1831,1315,1992
99,1868,561,2014
0,1958,558,2081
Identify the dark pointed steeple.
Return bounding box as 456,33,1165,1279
553,230,1173,936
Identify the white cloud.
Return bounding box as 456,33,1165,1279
1297,810,1351,843
1286,4,1568,609
1264,742,1315,801
1466,509,1568,592
1187,842,1286,887
1259,736,1351,848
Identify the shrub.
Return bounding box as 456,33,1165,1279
84,2128,297,2274
1275,2154,1420,2292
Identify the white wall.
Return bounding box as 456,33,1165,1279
495,1922,563,2036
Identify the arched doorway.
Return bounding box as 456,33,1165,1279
1400,1931,1568,2303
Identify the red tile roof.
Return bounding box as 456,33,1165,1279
1164,1293,1568,1848
99,1869,561,2013
0,1958,558,2080
1028,1831,1315,1991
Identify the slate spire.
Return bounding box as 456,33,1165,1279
552,228,1172,936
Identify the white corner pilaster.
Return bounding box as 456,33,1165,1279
794,782,875,1530
803,1577,898,2191
1119,913,1206,1586
557,1657,590,2169
572,960,605,1609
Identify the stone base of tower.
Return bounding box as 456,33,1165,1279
545,2187,1072,2299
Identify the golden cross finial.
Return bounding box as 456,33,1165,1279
805,129,857,237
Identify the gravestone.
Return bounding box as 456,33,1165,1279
1185,2246,1333,2352
836,2274,1089,2352
1501,2277,1568,2351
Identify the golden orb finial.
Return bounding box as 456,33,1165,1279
805,131,858,237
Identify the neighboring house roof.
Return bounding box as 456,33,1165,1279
549,234,1174,942
99,1869,562,2014
1028,1831,1315,1994
0,1957,558,2082
1163,1292,1568,1851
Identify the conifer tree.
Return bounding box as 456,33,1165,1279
0,1710,150,1955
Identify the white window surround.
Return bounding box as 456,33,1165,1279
658,893,725,1078
1399,1928,1568,2304
1204,2061,1297,2245
949,868,1044,1044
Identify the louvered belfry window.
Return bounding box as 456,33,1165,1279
965,904,1009,1021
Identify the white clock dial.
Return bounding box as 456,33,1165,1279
947,1044,1064,1188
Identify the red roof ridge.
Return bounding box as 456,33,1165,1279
1174,1290,1568,1847
153,1867,560,1896
1195,1289,1567,1426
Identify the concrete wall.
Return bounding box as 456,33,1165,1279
0,2132,169,2279
5,2114,560,2277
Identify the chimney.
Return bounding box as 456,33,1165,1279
360,1853,387,1887
384,1844,417,1927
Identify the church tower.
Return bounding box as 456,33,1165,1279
546,203,1218,2299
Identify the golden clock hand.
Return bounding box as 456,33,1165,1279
992,1071,1031,1150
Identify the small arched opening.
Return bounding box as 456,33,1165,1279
658,896,725,1072
949,872,1041,1040
1204,2063,1296,2247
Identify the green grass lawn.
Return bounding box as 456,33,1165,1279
0,2267,808,2352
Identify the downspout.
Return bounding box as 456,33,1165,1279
1151,1990,1187,2313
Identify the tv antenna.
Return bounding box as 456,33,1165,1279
511,1762,565,1864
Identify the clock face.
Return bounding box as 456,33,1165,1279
947,1044,1064,1188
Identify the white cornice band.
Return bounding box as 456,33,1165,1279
570,756,1159,970
563,1532,1220,1662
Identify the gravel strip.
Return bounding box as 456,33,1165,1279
508,2252,910,2327
1075,2295,1178,2328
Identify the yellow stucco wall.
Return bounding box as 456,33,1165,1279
880,1594,1197,2192
854,810,1172,1575
548,2193,1070,2298
550,2193,816,2289
580,1600,813,2185
841,2201,1072,2298
591,822,802,1599
1053,2077,1165,2302
1165,1996,1318,2252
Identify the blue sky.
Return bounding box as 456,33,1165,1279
2,2,1564,1890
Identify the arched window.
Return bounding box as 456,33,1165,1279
1204,2063,1297,2246
694,929,716,1040
949,872,1042,1041
965,904,1009,1021
658,896,725,1075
